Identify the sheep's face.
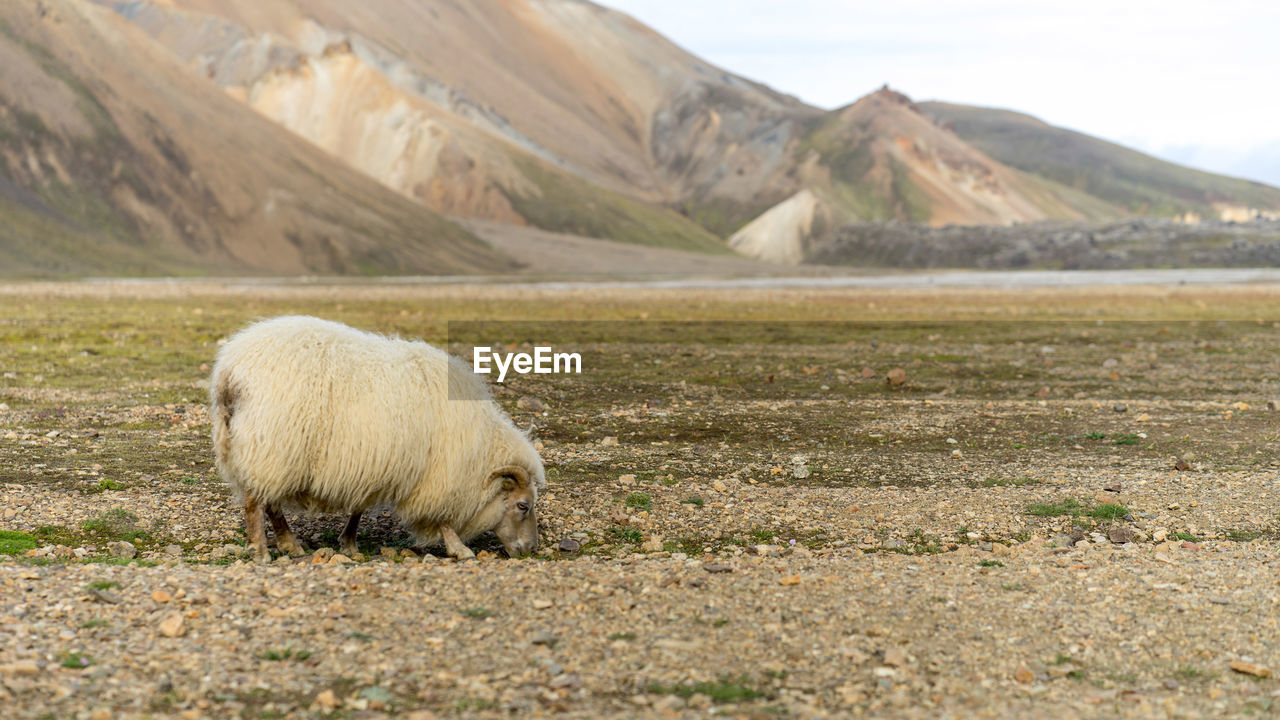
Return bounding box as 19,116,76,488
489,466,539,557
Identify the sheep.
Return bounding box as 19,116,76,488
209,315,544,562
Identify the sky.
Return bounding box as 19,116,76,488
600,0,1280,188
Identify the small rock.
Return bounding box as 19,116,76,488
88,588,122,604
641,535,664,553
1229,660,1271,678
0,662,41,676
1174,458,1191,472
328,553,353,565
791,464,810,479
882,647,907,667
311,548,335,565
106,541,136,559
380,547,399,559
158,613,185,638
860,366,877,379
313,690,340,712
88,708,111,720
151,589,172,603
162,544,182,557
1014,666,1034,684
516,396,547,412
1163,679,1179,691
712,480,727,492
779,575,802,586
1108,525,1135,544
599,436,618,447
1103,481,1122,493
702,562,733,573
530,631,557,646
556,537,581,553
1181,541,1200,551
886,368,907,387
617,474,636,485
1113,403,1128,413
1268,399,1277,411
531,599,553,610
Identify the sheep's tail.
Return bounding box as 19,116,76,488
211,369,237,468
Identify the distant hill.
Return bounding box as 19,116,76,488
920,101,1280,220
0,0,513,277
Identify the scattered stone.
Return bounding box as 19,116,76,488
702,562,733,573
1107,525,1134,544
617,474,636,485
1112,403,1128,413
860,367,877,379
158,613,185,638
1229,660,1271,678
1102,481,1122,493
531,599,553,610
151,589,172,603
557,537,581,553
516,396,547,412
1174,458,1191,472
0,662,40,676
163,544,182,557
530,631,557,646
1014,666,1035,684
311,548,335,565
882,647,907,667
328,553,353,565
88,587,122,604
886,368,907,387
599,436,618,446
779,575,802,586
106,541,136,559
313,689,340,712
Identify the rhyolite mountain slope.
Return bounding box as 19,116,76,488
22,0,1280,270
0,0,516,277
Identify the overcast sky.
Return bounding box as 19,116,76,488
600,0,1280,187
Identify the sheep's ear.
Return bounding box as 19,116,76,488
493,464,530,490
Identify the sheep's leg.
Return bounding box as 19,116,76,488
339,512,361,557
440,525,475,561
265,506,305,556
244,492,269,563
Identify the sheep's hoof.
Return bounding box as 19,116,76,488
452,549,476,562
279,540,306,557
340,543,359,557
252,550,271,564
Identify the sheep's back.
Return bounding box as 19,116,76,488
215,316,453,510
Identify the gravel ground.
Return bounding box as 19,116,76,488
1,282,1279,718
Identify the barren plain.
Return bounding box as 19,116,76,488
1,280,1278,719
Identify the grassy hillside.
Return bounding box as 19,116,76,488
921,101,1280,217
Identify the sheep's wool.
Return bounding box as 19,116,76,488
210,316,543,543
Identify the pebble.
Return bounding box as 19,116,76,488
886,368,907,386
702,562,733,573
556,538,581,553
158,613,185,638
1229,660,1271,678
516,396,547,412
106,541,137,559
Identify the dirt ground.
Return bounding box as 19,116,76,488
1,279,1279,719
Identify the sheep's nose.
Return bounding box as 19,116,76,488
508,540,533,557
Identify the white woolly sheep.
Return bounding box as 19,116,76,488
209,315,544,562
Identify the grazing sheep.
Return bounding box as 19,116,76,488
210,316,543,562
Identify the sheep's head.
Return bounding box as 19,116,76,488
488,464,540,557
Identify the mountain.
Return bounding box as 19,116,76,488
11,0,1279,273
0,0,513,277
920,101,1280,221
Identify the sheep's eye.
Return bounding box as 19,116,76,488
516,500,530,514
